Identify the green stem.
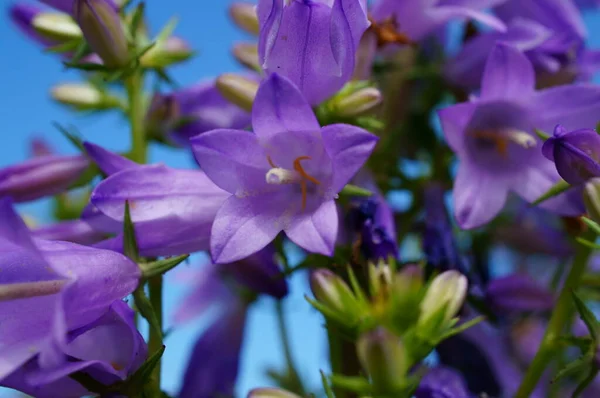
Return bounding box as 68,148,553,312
148,275,163,393
125,71,147,164
276,300,305,395
515,231,594,398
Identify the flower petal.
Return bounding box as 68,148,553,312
251,73,319,139
437,102,477,154
481,43,535,100
284,199,338,256
321,124,378,193
83,142,138,176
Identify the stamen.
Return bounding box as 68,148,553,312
293,156,321,185
264,155,322,211
473,130,509,157
267,155,277,168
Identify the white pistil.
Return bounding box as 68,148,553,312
266,167,301,185
506,129,537,149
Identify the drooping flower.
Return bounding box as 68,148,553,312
0,198,141,395
438,43,600,229
370,0,506,43
257,0,370,105
9,3,54,46
192,73,378,263
542,125,600,185
145,79,252,147
84,142,230,257
415,367,472,398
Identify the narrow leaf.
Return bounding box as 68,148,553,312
305,295,356,327
340,184,372,197
321,370,335,398
139,255,189,279
573,364,599,398
123,201,139,261
330,374,371,393
551,353,594,383
122,345,166,394
129,2,145,39
575,237,600,250
532,179,570,206
155,17,178,43
534,128,550,141
63,61,108,72
346,266,368,305
438,316,486,341
557,335,594,352
133,288,163,339
53,123,85,152
70,371,113,394
582,216,600,236
572,291,600,341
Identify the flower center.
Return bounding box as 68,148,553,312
265,155,321,210
471,128,536,158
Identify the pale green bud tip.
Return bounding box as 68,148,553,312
216,73,258,112
357,328,407,390
141,37,194,68
229,3,260,35
584,177,600,224
232,42,260,71
33,12,82,41
335,87,382,117
74,0,129,68
51,83,103,108
247,388,302,398
420,270,468,325
309,269,352,311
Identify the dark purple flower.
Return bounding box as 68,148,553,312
257,0,370,105
542,125,600,185
192,73,378,263
438,43,600,229
8,3,55,46
2,300,146,398
0,154,89,203
371,0,506,42
415,367,472,398
146,79,252,147
0,198,141,392
485,274,555,314
31,219,108,245
575,0,600,8
40,0,117,15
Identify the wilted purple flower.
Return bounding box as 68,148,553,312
84,142,230,257
371,0,506,43
3,300,146,398
146,79,252,147
32,219,108,245
192,73,378,263
0,153,89,202
415,367,472,398
542,125,600,185
257,0,370,105
0,198,141,393
485,274,554,314
438,43,600,229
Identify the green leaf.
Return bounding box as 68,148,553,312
70,371,113,394
154,17,178,44
63,61,109,72
346,266,368,306
573,364,599,398
45,39,81,54
438,316,486,341
340,184,372,197
551,353,594,383
139,255,189,279
582,216,600,236
330,374,371,394
575,237,600,250
122,345,166,395
305,295,357,328
572,291,600,341
534,128,550,141
129,2,145,39
557,335,594,352
123,201,139,261
532,179,571,206
133,288,163,339
321,370,336,398
53,123,85,152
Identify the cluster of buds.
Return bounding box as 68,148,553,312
309,263,469,396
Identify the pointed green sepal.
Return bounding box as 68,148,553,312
572,291,600,342
139,255,190,279
330,374,372,394
133,288,163,339
531,179,570,206
121,345,166,395
582,216,600,236
123,201,139,261
321,371,335,398
340,184,372,197
534,128,550,141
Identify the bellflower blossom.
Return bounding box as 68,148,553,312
9,3,56,47
0,198,141,395
438,43,600,229
192,73,378,263
146,79,251,147
485,274,555,314
370,0,506,43
257,0,370,105
85,142,230,257
32,219,108,245
415,367,472,398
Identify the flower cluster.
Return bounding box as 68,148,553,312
4,0,600,397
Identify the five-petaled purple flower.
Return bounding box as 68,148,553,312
192,73,378,263
438,43,600,229
257,0,370,105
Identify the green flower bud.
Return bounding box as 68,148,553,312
216,73,258,112
334,87,382,117
51,83,122,110
229,2,260,35
232,42,260,71
368,262,392,298
141,36,194,68
310,269,360,320
357,327,408,393
247,388,302,398
73,0,129,68
33,12,82,42
584,177,600,224
418,270,467,328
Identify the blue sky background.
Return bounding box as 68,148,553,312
1,1,600,398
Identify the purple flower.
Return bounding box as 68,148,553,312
575,0,600,8
84,142,230,257
192,73,378,263
2,300,146,398
0,153,89,203
371,0,506,43
542,125,600,185
31,219,108,245
257,0,370,105
485,274,555,314
415,367,472,398
0,198,141,393
438,43,600,229
146,79,251,147
8,3,55,47
40,0,117,15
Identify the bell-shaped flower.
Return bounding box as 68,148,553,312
32,219,108,245
257,0,370,105
542,125,600,185
192,73,378,263
415,367,472,398
437,43,600,229
485,274,555,314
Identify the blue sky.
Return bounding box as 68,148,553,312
0,1,325,396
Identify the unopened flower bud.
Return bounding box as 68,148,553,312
584,178,600,224
357,328,408,392
51,83,122,110
232,42,260,71
32,12,82,42
229,2,259,35
310,269,359,319
216,73,258,112
369,262,392,298
247,388,302,398
141,36,194,68
73,0,129,68
334,87,382,117
419,270,468,328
